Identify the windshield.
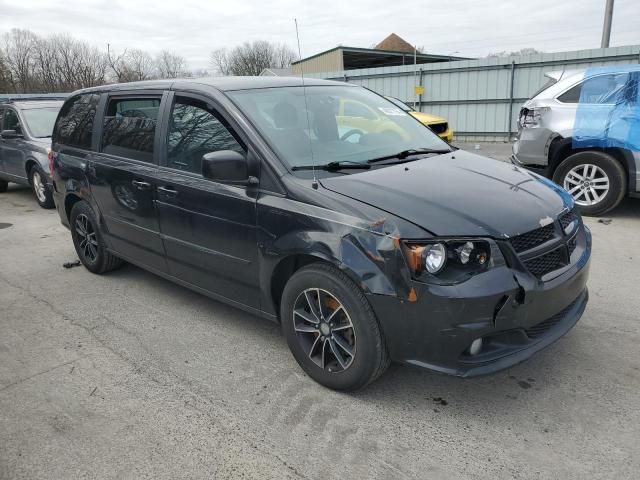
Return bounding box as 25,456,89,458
228,86,450,170
384,96,413,112
21,107,61,138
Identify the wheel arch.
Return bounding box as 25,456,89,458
25,158,39,181
266,232,404,321
548,137,634,192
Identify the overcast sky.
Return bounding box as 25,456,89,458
2,0,638,71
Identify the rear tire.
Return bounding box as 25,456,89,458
0,179,8,193
553,151,626,216
70,201,123,274
280,263,390,391
29,165,54,209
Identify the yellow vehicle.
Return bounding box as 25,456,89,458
335,96,453,144
385,96,454,143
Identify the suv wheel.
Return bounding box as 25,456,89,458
0,179,8,193
29,165,54,209
553,151,626,216
70,201,123,274
280,263,389,391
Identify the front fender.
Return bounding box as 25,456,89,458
257,196,416,317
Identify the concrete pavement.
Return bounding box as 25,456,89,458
1,180,639,479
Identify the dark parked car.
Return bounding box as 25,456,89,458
50,77,591,390
0,95,65,208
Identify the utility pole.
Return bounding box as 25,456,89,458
601,0,615,48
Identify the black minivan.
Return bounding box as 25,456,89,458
50,77,591,390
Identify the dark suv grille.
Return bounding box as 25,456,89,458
509,223,555,253
559,209,578,231
525,297,578,339
523,246,565,277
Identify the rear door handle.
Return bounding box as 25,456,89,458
132,180,151,190
157,186,178,198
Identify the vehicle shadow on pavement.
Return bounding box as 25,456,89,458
106,259,579,418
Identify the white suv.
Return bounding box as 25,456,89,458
512,66,639,216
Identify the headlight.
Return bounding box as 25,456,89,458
424,243,447,273
402,239,495,283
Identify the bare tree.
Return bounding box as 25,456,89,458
272,44,297,69
125,49,155,81
156,50,187,79
487,48,543,58
107,45,151,82
2,29,38,92
210,48,232,76
210,41,297,76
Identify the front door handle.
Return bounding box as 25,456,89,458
157,186,178,198
132,180,151,190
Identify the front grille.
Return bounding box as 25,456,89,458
429,122,448,134
525,297,578,339
523,246,565,278
509,223,555,253
559,209,578,231
568,234,577,257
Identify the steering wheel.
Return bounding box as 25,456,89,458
340,129,364,142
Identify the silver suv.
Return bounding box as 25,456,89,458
512,66,639,215
0,95,65,208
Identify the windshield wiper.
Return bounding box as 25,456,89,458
367,148,452,165
291,161,371,172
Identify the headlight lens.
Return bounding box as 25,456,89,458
424,243,447,273
402,239,495,283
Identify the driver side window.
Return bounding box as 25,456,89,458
167,97,245,174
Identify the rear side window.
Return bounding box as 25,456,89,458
101,97,160,162
53,93,100,149
558,73,629,104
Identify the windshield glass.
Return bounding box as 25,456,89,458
384,96,413,112
21,107,61,138
228,86,450,169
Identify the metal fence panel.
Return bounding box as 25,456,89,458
307,46,640,141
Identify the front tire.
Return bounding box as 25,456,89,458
29,165,54,209
280,263,389,391
553,151,626,216
70,201,123,274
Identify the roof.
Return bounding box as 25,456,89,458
0,93,68,105
68,76,347,96
375,33,416,53
292,46,470,70
12,100,64,110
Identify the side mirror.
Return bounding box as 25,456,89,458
1,129,23,139
201,150,258,186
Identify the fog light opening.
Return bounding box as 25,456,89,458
468,338,483,356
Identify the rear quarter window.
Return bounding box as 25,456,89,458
53,93,100,149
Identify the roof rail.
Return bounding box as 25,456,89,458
0,93,69,104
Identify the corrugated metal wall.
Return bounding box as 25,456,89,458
307,45,640,141
292,49,344,76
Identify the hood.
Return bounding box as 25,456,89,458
409,111,446,125
30,137,52,149
319,150,572,238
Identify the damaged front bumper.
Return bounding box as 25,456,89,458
367,226,591,377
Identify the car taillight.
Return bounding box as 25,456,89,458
48,150,55,175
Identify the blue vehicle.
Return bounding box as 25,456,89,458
512,66,640,216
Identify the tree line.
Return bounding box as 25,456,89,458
1,28,298,94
